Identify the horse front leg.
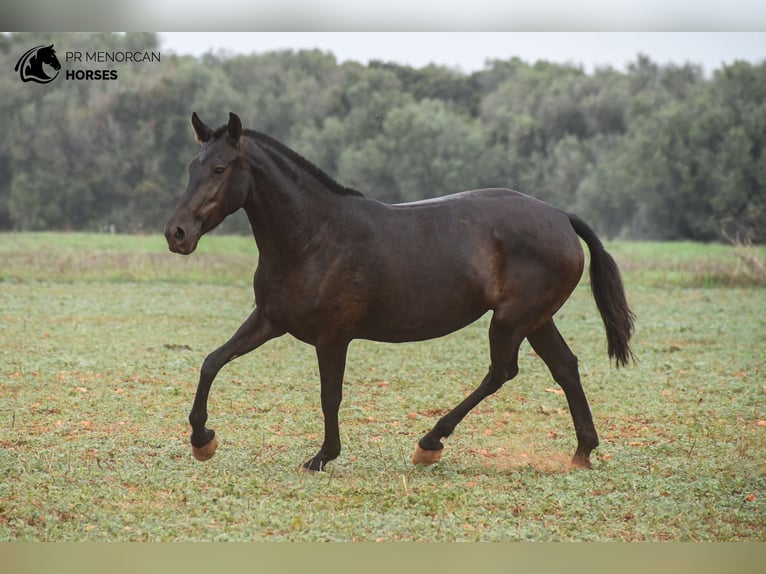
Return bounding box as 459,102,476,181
302,342,348,472
188,308,283,461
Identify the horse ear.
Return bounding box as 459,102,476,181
191,112,212,144
227,112,243,143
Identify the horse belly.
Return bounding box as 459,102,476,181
359,253,492,343
361,304,487,343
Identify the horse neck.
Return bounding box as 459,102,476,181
241,139,350,265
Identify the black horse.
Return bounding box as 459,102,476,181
15,44,61,83
165,112,634,472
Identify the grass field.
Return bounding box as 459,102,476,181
0,232,764,541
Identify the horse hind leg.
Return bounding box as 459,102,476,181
413,315,524,466
527,319,599,469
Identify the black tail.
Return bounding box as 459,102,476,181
569,214,635,367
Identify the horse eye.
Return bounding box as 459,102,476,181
213,166,225,175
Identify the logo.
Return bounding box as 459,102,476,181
13,42,161,85
14,44,61,84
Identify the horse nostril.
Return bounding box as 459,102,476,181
174,227,186,242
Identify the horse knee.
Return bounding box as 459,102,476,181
200,353,223,381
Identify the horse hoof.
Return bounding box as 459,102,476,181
412,444,443,466
300,457,326,473
191,436,218,461
570,453,592,470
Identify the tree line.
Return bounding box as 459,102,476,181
1,33,764,241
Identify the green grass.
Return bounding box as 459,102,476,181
0,232,256,285
1,232,764,541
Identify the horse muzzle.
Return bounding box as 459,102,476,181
164,221,199,254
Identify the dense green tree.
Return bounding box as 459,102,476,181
338,99,501,202
575,60,766,241
0,33,763,242
369,60,480,116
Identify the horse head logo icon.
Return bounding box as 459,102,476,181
14,44,62,84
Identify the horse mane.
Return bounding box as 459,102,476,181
212,124,364,198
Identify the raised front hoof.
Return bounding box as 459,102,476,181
412,444,444,466
191,436,218,462
570,453,592,470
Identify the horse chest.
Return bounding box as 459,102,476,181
254,265,368,343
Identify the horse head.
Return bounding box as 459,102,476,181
164,112,252,254
34,45,62,74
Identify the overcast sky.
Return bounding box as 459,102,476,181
159,32,766,75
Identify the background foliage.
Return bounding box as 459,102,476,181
1,33,765,241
